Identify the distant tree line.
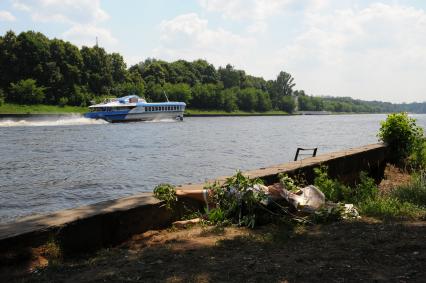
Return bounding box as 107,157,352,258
0,30,425,113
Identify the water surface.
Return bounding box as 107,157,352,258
1,114,425,223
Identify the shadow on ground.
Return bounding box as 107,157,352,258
7,219,426,283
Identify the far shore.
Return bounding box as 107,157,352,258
0,103,411,117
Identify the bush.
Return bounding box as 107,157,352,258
58,97,68,107
9,79,46,104
353,172,378,204
313,166,351,202
378,113,424,161
153,183,177,209
207,172,267,228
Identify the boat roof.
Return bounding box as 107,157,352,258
89,95,186,108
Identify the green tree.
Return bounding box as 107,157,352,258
163,83,192,103
142,61,166,85
192,59,219,84
109,53,128,83
191,83,224,109
218,64,241,89
0,88,5,106
221,88,238,112
279,96,296,113
111,82,145,98
81,46,113,96
237,88,258,111
9,79,46,104
269,71,296,108
256,90,272,112
0,31,18,90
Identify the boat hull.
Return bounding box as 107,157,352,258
84,110,184,122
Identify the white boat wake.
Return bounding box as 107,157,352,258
0,115,108,127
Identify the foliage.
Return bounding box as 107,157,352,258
313,166,352,203
0,88,4,106
314,167,378,204
278,173,299,192
153,183,177,210
352,172,379,204
310,205,345,224
58,97,68,107
279,95,296,113
378,112,424,160
5,30,426,113
207,172,267,228
9,79,46,104
407,140,426,170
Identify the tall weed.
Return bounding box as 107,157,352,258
390,171,426,207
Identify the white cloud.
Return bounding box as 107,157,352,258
12,0,115,47
13,0,108,24
199,0,292,21
155,13,255,68
198,0,295,33
63,24,117,46
0,10,16,21
273,3,426,102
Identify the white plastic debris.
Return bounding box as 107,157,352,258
342,204,360,219
279,185,325,213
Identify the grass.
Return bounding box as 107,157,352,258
359,197,424,220
312,165,426,221
390,172,426,207
358,171,426,220
0,103,86,114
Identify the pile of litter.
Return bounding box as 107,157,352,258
155,171,360,228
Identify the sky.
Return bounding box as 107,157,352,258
0,0,425,103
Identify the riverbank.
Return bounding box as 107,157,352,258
5,165,426,282
0,104,377,117
0,103,86,114
0,103,291,116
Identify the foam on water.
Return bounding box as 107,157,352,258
145,118,178,123
0,115,108,127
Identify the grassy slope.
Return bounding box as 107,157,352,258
0,103,87,114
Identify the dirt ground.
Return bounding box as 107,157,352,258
378,164,412,194
4,165,426,283
8,219,425,283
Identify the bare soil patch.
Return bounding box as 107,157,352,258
8,219,425,283
379,165,412,194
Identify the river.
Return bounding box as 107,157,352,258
1,114,426,223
